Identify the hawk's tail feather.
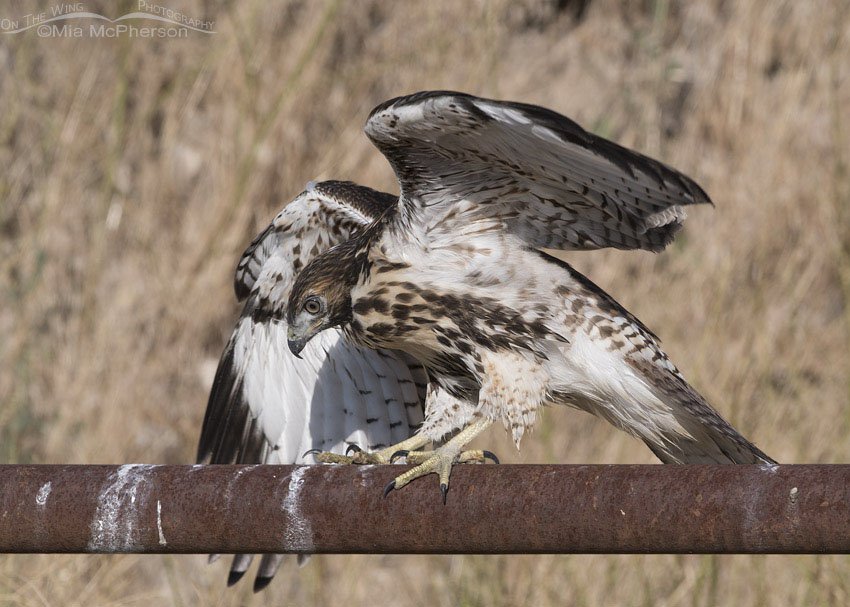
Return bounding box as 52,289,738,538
642,396,776,465
227,554,253,587
643,432,776,465
253,555,285,593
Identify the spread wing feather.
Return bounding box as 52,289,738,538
365,91,711,252
197,181,427,590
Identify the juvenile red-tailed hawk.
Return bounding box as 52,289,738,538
284,91,775,502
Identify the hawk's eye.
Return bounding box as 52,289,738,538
303,297,322,315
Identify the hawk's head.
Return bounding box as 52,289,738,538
285,241,360,358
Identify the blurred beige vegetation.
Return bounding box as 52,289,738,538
1,0,849,604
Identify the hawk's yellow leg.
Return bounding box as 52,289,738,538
384,418,496,503
305,433,430,465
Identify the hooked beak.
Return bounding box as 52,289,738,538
287,337,307,359
287,326,308,359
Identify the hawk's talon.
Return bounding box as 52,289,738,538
305,434,431,467
397,450,431,465
390,450,409,463
302,448,322,459
386,447,495,501
315,451,358,464
382,480,396,500
388,448,457,500
314,450,380,465
455,449,500,465
383,418,493,502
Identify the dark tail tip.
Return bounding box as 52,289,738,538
253,575,274,593
227,570,247,587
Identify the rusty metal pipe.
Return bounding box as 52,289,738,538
0,464,847,554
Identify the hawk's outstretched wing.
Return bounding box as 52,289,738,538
366,91,711,253
197,181,427,591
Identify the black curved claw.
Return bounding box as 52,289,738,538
382,479,396,500
482,450,500,465
345,444,363,456
302,448,322,459
440,483,448,505
390,450,409,464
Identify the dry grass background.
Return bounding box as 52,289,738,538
1,0,849,604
